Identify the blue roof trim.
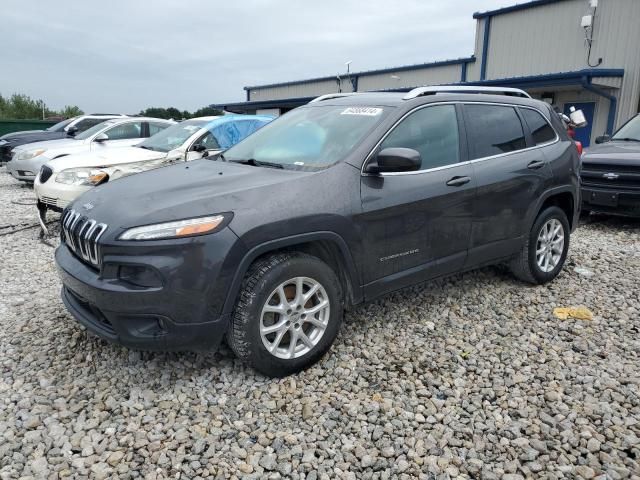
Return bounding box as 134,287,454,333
473,0,564,19
243,56,475,91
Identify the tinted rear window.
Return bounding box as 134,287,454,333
520,108,556,145
465,104,526,159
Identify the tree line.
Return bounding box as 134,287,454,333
0,92,224,121
0,93,83,120
138,106,224,120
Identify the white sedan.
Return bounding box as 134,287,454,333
7,117,174,182
34,115,273,217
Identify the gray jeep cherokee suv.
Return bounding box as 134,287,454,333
55,87,581,377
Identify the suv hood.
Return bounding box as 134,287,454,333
70,159,312,232
47,146,166,172
582,141,640,165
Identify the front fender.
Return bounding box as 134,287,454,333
221,231,362,314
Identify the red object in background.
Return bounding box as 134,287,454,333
567,127,576,139
574,141,583,155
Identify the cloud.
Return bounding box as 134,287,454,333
0,0,510,113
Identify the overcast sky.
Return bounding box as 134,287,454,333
1,0,511,114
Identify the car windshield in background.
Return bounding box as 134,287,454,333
612,115,640,141
46,117,75,132
138,120,207,152
223,105,389,170
74,120,118,140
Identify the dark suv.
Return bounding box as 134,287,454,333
581,113,640,217
55,87,580,377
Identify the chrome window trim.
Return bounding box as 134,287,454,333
361,101,559,177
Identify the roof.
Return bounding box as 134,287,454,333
243,56,475,91
201,114,274,130
213,69,625,113
473,0,565,19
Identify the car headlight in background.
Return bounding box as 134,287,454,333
17,148,47,160
55,168,109,186
119,215,227,241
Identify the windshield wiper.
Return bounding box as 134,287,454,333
230,158,284,169
613,137,640,142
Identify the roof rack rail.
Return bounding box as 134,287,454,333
403,85,531,100
89,113,127,116
309,93,364,103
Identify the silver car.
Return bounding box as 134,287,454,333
7,117,174,182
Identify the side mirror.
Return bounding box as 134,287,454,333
595,135,611,144
191,143,207,153
364,147,421,174
94,133,109,142
66,126,78,136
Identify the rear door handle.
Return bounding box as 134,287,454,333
527,160,546,170
446,176,471,187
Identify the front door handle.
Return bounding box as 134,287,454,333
527,160,546,170
446,176,471,187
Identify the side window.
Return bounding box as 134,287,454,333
73,118,105,133
379,105,460,170
520,108,556,145
148,122,169,137
464,104,526,159
196,131,220,150
104,122,143,140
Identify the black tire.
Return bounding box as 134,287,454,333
227,252,343,377
510,206,570,285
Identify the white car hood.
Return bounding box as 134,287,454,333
47,146,167,172
14,137,84,154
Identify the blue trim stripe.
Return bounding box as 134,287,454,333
243,57,475,91
480,17,491,81
473,0,563,19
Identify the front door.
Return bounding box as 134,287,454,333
564,101,595,147
358,104,476,298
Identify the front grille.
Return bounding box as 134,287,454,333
39,165,53,183
581,162,640,190
60,209,108,267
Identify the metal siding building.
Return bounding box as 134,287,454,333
214,0,640,146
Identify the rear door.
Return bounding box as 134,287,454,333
359,103,476,297
463,103,555,266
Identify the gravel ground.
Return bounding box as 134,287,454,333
0,166,639,480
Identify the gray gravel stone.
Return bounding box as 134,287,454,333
1,169,640,478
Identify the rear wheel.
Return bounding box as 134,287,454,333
227,252,343,377
510,206,570,284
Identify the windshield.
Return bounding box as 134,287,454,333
137,120,207,152
74,120,118,140
46,118,76,132
613,115,640,141
223,105,389,170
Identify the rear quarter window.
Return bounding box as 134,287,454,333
464,104,526,160
520,108,557,145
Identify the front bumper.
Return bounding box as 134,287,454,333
581,186,640,217
6,155,49,182
55,229,243,351
35,174,86,211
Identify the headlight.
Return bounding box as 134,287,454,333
119,215,227,241
56,168,109,186
17,148,47,160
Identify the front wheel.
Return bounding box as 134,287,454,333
510,206,570,284
227,252,343,377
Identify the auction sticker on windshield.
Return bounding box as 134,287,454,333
340,107,382,116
